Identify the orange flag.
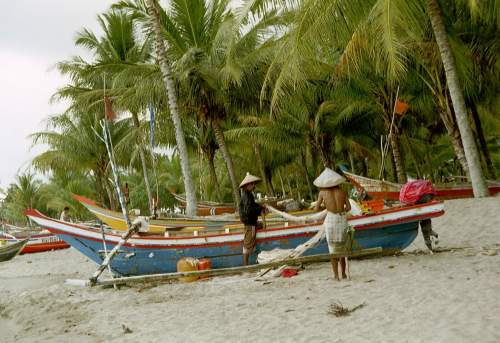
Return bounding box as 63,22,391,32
395,99,409,116
104,96,115,121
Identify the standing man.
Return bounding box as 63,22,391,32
314,168,351,281
60,207,71,222
239,173,264,265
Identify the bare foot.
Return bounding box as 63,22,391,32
342,274,348,279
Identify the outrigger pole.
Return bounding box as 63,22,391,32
66,247,382,287
88,77,140,286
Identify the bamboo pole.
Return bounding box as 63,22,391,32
379,86,400,180
86,247,382,287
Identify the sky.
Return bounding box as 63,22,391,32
0,0,114,191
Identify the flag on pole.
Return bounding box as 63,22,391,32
395,99,409,116
148,103,155,149
104,96,116,121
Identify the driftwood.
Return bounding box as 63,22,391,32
84,247,382,287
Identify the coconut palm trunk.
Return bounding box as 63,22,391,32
469,101,496,179
252,141,272,196
206,149,222,202
427,0,488,197
131,113,154,214
389,130,407,184
212,119,240,205
145,0,197,215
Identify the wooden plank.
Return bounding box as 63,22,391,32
93,247,382,287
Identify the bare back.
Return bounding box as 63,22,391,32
315,187,351,214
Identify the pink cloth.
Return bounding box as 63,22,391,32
399,180,436,205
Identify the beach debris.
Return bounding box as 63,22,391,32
122,324,133,334
486,249,497,256
328,302,365,317
281,267,299,278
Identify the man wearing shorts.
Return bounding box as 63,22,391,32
238,173,264,265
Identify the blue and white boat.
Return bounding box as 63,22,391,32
25,201,444,276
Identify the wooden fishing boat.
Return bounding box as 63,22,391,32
25,201,445,276
0,232,70,254
172,193,236,215
72,194,241,234
0,238,29,262
344,171,500,200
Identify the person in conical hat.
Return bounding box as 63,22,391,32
238,172,265,266
314,168,351,281
313,168,346,188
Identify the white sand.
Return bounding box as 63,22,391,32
1,197,499,343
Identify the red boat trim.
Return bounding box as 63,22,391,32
21,242,70,254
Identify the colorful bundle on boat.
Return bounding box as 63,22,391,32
25,201,444,276
344,171,500,200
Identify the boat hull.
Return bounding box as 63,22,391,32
344,172,500,200
72,194,238,233
26,201,444,276
0,239,29,262
0,233,70,254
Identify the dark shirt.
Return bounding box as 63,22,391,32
239,190,262,226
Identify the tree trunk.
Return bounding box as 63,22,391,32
403,134,422,179
469,102,496,179
318,145,333,169
301,151,314,201
389,131,407,184
206,150,222,202
264,166,275,196
253,141,272,196
212,119,240,206
439,109,470,178
427,0,488,197
349,152,356,175
146,0,197,215
131,112,154,215
104,181,116,211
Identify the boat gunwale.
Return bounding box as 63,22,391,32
25,201,444,247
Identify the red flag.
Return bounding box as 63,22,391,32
104,96,115,121
395,99,409,116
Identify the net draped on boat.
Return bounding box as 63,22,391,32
265,205,327,223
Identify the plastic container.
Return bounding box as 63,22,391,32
177,257,199,283
198,258,212,279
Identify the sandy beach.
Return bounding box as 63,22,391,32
1,197,499,343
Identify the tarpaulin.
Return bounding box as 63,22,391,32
399,180,436,205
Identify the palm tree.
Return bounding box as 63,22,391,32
71,10,156,213
145,0,197,215
31,111,131,210
426,0,488,196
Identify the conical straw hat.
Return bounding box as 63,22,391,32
239,172,262,188
313,168,345,188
